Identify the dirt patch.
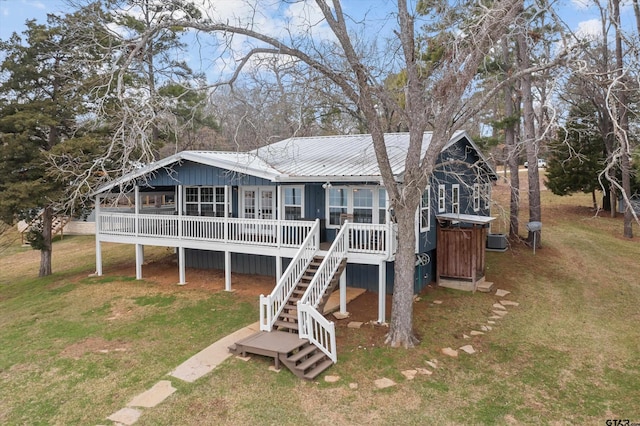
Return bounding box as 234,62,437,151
60,337,131,360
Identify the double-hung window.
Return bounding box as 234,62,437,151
283,186,303,220
483,182,492,209
438,184,446,213
473,183,480,212
451,184,460,214
353,188,373,223
420,186,431,231
185,186,226,217
328,188,348,226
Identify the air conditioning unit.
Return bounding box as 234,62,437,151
486,233,507,251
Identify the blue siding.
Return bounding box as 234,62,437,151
143,161,273,187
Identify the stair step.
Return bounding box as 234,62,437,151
295,351,326,371
286,343,317,363
303,359,334,380
274,320,299,331
279,312,298,320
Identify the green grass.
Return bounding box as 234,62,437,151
1,189,640,424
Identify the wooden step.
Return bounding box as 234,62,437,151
303,358,334,380
285,343,316,363
279,312,298,320
295,351,326,371
274,320,299,331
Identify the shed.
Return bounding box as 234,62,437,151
435,213,495,292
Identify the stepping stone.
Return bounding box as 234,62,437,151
489,315,502,320
349,383,358,389
470,330,484,336
235,355,251,361
480,325,492,332
463,334,470,339
441,347,458,357
333,312,350,320
495,289,511,297
347,321,363,329
432,300,443,305
325,375,340,383
107,408,141,425
374,377,396,389
128,380,177,408
413,296,422,302
493,310,508,317
492,303,506,310
459,345,476,354
268,365,281,373
425,360,438,369
401,369,418,380
416,368,433,376
487,320,496,324
500,300,520,307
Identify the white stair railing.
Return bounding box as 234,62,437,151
259,219,319,331
297,303,337,363
296,221,349,363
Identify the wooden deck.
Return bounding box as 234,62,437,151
231,330,306,369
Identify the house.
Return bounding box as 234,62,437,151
92,130,496,378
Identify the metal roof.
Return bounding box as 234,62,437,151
93,130,494,194
436,213,496,225
252,131,468,180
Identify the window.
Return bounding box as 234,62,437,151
420,186,431,231
328,188,348,225
451,184,460,214
473,183,480,212
438,184,446,213
185,186,227,217
283,187,303,220
326,186,387,227
378,189,387,224
483,183,492,209
353,188,373,223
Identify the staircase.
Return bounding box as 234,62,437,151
21,213,70,245
231,256,347,380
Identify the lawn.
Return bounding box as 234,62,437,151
1,181,639,425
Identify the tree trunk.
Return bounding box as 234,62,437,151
517,32,542,247
39,206,53,277
385,205,419,348
503,37,520,239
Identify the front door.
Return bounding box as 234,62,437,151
242,187,275,219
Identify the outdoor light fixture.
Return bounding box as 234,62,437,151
322,182,332,189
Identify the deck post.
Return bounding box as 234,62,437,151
224,250,232,291
177,185,182,239
224,185,229,242
134,185,140,237
378,260,386,324
135,244,143,280
95,195,103,276
275,255,282,281
178,246,186,285
339,269,347,314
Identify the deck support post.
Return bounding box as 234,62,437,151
135,244,144,280
224,250,232,291
378,260,386,324
178,246,186,285
95,195,103,276
339,269,347,314
275,255,282,281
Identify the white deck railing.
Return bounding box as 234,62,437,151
98,212,315,248
346,222,388,254
259,219,320,331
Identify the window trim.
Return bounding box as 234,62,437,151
184,186,227,217
420,185,431,232
282,185,305,220
484,182,492,210
451,184,460,214
473,183,480,212
325,186,387,229
438,184,446,213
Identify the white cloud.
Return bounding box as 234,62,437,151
570,0,591,10
576,18,602,40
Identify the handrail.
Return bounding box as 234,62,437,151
259,219,320,331
300,221,349,308
297,303,337,363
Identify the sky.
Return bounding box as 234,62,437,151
0,0,632,77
